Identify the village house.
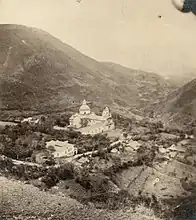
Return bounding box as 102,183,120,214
21,115,46,125
46,140,77,158
69,99,115,135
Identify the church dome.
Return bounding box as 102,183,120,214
79,100,91,115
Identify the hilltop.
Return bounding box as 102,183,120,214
0,24,175,116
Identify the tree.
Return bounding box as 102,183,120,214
123,133,128,138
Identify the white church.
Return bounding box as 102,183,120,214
69,100,115,135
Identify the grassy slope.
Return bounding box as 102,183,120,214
0,24,175,115
0,176,162,220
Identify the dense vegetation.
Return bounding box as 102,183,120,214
1,112,196,219
0,117,112,161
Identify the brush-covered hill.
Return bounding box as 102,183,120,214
0,176,164,220
156,77,196,127
0,24,175,115
102,62,177,114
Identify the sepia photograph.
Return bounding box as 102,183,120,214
0,0,196,219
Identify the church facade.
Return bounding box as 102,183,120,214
69,100,115,135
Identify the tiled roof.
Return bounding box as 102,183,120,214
70,113,105,121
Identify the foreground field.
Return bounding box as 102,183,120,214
0,176,162,220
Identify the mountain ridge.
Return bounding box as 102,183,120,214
0,24,175,116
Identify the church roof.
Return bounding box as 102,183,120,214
84,114,105,121
70,112,106,121
79,122,104,133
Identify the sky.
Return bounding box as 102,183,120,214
0,0,196,76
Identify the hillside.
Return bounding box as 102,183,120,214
0,176,163,220
0,24,175,116
102,62,176,114
156,77,196,127
1,117,196,219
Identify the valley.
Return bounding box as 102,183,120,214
1,24,196,220
1,106,196,220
